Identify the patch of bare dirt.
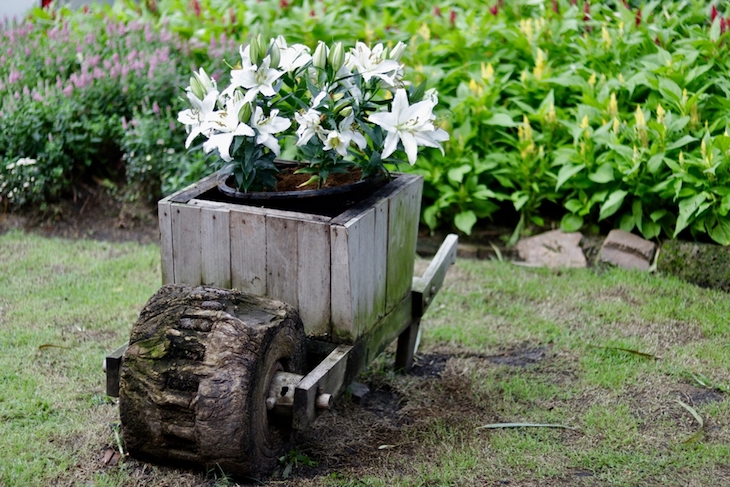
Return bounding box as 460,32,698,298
0,184,159,244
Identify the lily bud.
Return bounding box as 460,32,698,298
328,42,344,71
312,41,328,69
192,68,215,96
339,106,353,117
249,37,261,67
238,102,252,124
189,76,204,99
389,41,407,62
268,41,281,69
255,34,268,65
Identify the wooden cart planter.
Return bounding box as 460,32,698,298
105,170,457,478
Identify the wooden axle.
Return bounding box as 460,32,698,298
265,371,332,415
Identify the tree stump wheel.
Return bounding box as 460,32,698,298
119,284,306,478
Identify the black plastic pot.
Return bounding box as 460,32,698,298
209,162,388,217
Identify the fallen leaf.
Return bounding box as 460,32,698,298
475,422,577,431
378,444,397,450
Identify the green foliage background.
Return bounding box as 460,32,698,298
1,0,730,244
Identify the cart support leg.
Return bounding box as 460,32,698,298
395,319,420,372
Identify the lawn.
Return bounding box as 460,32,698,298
0,229,728,486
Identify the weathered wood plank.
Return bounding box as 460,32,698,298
200,207,231,288
169,172,219,204
189,198,332,223
158,200,174,285
385,176,423,312
297,220,331,338
412,233,458,317
229,208,267,295
372,196,389,325
352,208,376,338
266,216,299,309
330,224,353,342
171,203,202,285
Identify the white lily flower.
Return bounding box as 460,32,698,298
274,36,312,73
345,42,400,86
249,106,292,156
202,97,255,161
295,108,324,146
368,89,449,165
322,114,366,157
223,55,285,102
178,89,220,148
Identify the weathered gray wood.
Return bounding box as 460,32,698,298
297,220,331,338
330,224,353,341
169,172,219,204
200,207,231,288
267,216,299,310
229,208,267,295
395,320,420,372
352,208,376,338
293,344,352,430
372,197,389,323
412,233,458,317
386,176,423,312
158,199,174,284
119,284,306,478
189,197,332,223
171,203,202,285
105,343,128,398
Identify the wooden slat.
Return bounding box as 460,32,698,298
385,175,423,312
158,200,174,285
371,196,389,326
266,216,299,309
171,203,202,285
330,224,353,342
189,197,331,223
297,220,331,338
229,208,267,295
200,207,231,288
412,233,458,317
169,172,219,203
352,208,375,338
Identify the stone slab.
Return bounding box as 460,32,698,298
515,230,587,268
599,229,657,270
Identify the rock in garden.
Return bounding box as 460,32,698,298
515,230,587,268
599,230,657,270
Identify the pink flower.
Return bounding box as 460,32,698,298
489,5,498,15
191,0,201,17
552,0,559,13
635,9,642,26
711,4,719,23
433,6,441,17
450,9,456,26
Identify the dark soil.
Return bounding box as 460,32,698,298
0,184,159,244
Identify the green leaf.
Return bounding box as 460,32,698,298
710,17,722,43
512,193,529,211
455,211,477,235
641,221,661,240
599,190,628,221
674,193,708,237
564,199,583,213
708,218,730,245
619,214,635,232
482,113,518,127
647,153,665,174
561,213,583,232
423,205,439,230
447,164,471,184
720,194,730,217
650,209,668,222
658,78,683,104
555,163,585,191
588,163,615,183
666,135,698,151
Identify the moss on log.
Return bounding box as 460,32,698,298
657,240,730,292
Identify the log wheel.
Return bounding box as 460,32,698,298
119,284,306,478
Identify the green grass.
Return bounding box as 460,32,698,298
1,230,729,486
0,230,160,486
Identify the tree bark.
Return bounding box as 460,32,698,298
119,284,306,478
